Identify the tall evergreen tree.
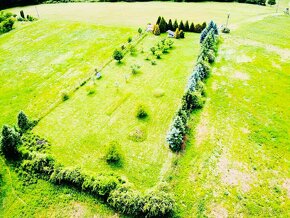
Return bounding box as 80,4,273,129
189,22,195,32
201,22,207,30
173,19,179,30
156,16,161,25
1,125,20,159
184,20,190,32
159,17,167,33
179,20,185,31
167,19,173,31
17,111,30,132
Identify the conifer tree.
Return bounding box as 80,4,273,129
159,17,167,33
153,24,160,35
1,125,20,159
174,28,180,39
156,16,161,25
201,22,207,30
179,20,184,31
173,19,178,30
167,19,173,31
184,20,189,32
189,22,195,32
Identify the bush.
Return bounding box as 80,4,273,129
0,125,21,159
165,39,174,48
138,27,142,35
50,167,85,188
174,28,180,39
108,187,143,216
17,111,32,132
61,92,69,101
194,24,203,33
207,49,216,64
128,127,147,142
179,30,185,38
143,189,175,217
136,105,148,119
167,116,185,152
105,141,122,164
222,27,230,34
153,24,160,35
0,17,15,34
151,60,157,65
150,46,156,55
131,64,141,75
182,90,205,112
268,0,276,5
20,10,25,19
127,36,132,43
113,49,124,62
155,50,162,59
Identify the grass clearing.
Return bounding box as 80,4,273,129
33,33,200,189
0,20,135,127
169,15,290,217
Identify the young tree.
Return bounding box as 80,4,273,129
200,28,208,43
195,24,203,33
1,125,20,159
20,10,25,19
189,22,195,32
173,19,179,30
201,22,207,30
159,17,167,33
113,49,124,63
179,20,185,31
174,28,180,39
184,20,190,32
167,19,173,31
153,24,160,35
17,111,30,132
138,27,142,35
179,30,185,38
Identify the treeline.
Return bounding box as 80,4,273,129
1,0,271,10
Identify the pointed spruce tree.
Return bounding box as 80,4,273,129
184,20,189,32
1,125,20,159
167,19,173,31
173,19,178,30
189,22,195,32
179,20,184,31
156,16,161,25
159,17,167,33
18,111,31,132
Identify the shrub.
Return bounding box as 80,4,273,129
200,28,208,43
153,24,160,35
174,28,180,39
150,46,156,55
86,85,96,95
136,105,148,119
105,141,122,164
165,39,174,48
222,27,230,34
113,49,124,62
20,10,25,19
131,64,141,75
207,49,216,64
0,17,15,34
128,127,147,142
155,50,162,59
143,189,175,217
179,30,185,39
50,167,85,188
268,0,276,5
61,92,69,101
129,45,137,55
127,36,132,43
194,24,203,33
153,88,165,97
17,111,32,132
177,109,188,126
151,60,156,65
166,116,185,152
0,125,20,159
182,90,205,112
196,81,207,97
138,27,142,35
108,187,143,216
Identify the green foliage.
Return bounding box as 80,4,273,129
195,24,203,33
61,92,69,101
153,24,160,35
179,20,184,31
167,116,186,152
167,19,173,30
17,111,33,132
136,105,148,119
131,64,141,75
268,0,276,5
222,27,230,33
138,27,142,35
184,20,190,32
105,141,122,164
128,127,147,142
189,22,195,32
113,49,124,62
182,90,205,112
150,46,156,55
159,17,167,33
173,19,178,30
20,10,25,19
127,36,132,43
179,30,185,38
155,50,162,59
0,125,20,159
0,12,15,34
156,16,161,25
174,28,180,39
50,167,86,188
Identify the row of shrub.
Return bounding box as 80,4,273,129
0,11,15,34
0,111,175,217
166,20,219,152
156,16,206,33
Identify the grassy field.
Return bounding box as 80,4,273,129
1,1,290,217
168,15,290,217
0,20,135,127
33,33,200,189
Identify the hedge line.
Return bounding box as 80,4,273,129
167,20,219,152
1,111,175,217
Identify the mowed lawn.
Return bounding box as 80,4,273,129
34,33,200,189
169,15,290,217
0,20,135,127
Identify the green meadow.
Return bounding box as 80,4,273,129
1,1,289,217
